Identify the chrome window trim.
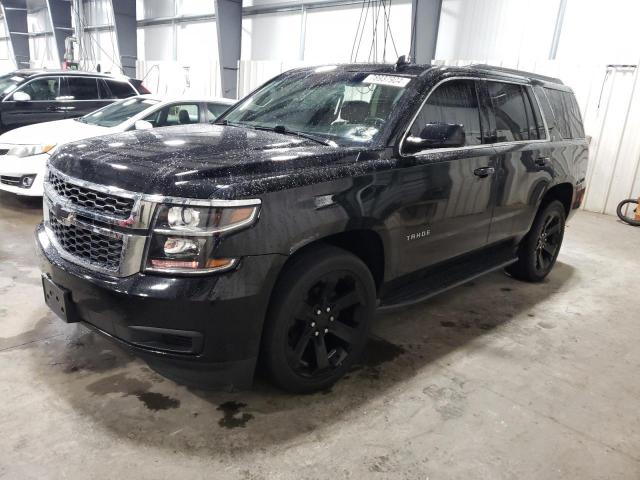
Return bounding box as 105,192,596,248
398,75,552,158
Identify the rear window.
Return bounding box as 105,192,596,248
544,88,585,139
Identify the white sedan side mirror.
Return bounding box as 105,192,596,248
134,120,153,130
12,91,31,102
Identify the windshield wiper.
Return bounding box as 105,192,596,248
253,125,336,147
215,119,248,128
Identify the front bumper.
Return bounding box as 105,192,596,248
0,153,47,196
36,223,286,389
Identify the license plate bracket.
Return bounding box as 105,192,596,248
42,275,79,323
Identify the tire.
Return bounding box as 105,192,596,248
262,244,376,394
506,200,566,282
616,199,640,226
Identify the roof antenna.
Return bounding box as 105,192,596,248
395,55,411,71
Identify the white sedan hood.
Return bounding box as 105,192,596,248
0,118,112,147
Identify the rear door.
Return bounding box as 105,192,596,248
0,76,65,129
485,80,554,243
394,78,498,274
60,76,110,118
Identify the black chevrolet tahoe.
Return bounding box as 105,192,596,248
36,63,588,393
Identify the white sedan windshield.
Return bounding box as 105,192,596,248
77,98,160,127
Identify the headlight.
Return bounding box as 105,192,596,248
8,144,56,158
145,203,260,274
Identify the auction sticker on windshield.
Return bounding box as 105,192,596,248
362,74,411,88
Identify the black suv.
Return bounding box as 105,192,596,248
0,69,148,132
36,63,588,393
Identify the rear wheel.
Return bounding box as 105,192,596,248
616,199,640,226
506,200,566,282
262,245,376,393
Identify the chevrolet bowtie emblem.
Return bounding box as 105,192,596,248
60,212,76,226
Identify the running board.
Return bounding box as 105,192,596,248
378,249,518,312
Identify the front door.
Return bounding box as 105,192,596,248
392,78,497,276
0,76,66,130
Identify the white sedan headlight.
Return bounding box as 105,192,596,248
8,144,56,158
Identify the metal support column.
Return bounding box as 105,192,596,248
1,0,29,69
46,0,72,65
214,0,242,99
111,0,137,77
549,0,567,60
409,0,442,64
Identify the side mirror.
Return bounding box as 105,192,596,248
12,91,31,102
134,120,153,130
404,122,465,153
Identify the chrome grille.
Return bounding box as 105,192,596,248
49,214,123,271
48,170,135,219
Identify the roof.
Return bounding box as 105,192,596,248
133,95,236,105
14,69,132,80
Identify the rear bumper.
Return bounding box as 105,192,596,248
35,223,286,389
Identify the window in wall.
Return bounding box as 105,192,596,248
17,77,59,100
64,77,99,100
408,79,482,147
487,81,531,142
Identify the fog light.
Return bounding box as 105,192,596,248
20,174,36,188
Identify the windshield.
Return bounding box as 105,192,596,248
77,97,160,127
221,69,410,146
0,74,26,96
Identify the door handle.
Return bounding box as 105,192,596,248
47,106,59,112
473,166,495,178
535,156,550,167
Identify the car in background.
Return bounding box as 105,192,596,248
0,95,235,196
0,69,150,133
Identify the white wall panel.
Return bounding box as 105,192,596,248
242,11,302,61
176,20,218,62
137,59,222,97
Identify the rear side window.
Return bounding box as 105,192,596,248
105,80,136,99
64,77,99,100
487,81,533,142
409,79,483,147
544,88,584,139
207,103,229,122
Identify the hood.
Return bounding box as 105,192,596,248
49,124,378,199
0,118,111,147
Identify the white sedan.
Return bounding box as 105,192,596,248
0,95,235,196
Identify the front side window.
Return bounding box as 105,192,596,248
76,97,160,127
487,81,531,142
64,77,99,100
407,79,483,148
15,77,59,101
221,70,410,146
144,103,200,127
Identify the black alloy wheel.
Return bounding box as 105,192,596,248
507,200,566,282
263,245,376,393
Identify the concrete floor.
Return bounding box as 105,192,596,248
0,191,639,480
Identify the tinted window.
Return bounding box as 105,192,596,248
144,103,200,127
106,80,136,99
65,77,99,100
525,87,547,139
487,82,530,142
16,77,59,101
207,103,229,122
408,79,482,147
544,88,584,139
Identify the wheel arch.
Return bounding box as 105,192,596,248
540,182,574,217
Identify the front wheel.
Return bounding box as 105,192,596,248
506,200,566,282
616,199,640,226
262,245,376,393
